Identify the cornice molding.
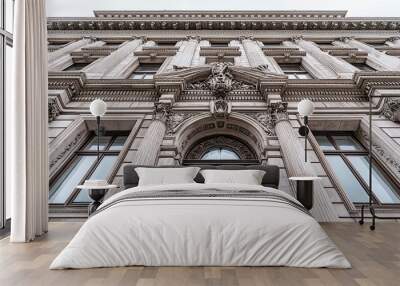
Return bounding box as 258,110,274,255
47,10,400,31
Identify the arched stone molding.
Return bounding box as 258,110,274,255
173,112,270,161
185,135,257,160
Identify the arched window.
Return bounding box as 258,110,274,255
201,147,240,160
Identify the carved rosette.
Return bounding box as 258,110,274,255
381,98,400,122
48,97,60,122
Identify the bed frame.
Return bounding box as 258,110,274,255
122,165,280,190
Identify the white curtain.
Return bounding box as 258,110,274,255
8,0,49,242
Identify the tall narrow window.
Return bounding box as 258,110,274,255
351,62,376,72
315,133,400,205
1,0,15,229
49,133,128,206
129,64,161,79
63,62,90,71
279,63,313,79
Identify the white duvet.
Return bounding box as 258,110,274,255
50,183,351,269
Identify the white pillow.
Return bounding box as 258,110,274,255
200,169,266,185
135,167,200,186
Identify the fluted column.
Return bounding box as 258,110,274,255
385,37,400,48
240,37,283,73
132,103,170,166
229,40,250,67
191,40,210,66
283,40,337,79
84,37,144,78
166,37,199,70
294,38,358,79
334,37,400,71
272,103,338,221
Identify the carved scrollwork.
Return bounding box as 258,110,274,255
243,112,275,136
48,97,60,122
153,101,172,122
166,112,192,135
381,98,400,122
358,129,400,173
187,62,256,95
269,101,289,123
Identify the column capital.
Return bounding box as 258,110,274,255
239,36,254,42
382,98,400,122
269,101,289,124
338,36,354,43
387,36,400,43
153,101,172,122
186,35,201,42
290,35,304,43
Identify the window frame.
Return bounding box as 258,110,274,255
279,63,314,79
0,0,14,229
49,131,129,207
315,132,400,207
129,63,161,80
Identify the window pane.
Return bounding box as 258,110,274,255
49,156,97,204
63,62,89,71
201,148,240,160
144,74,154,79
5,44,13,218
315,135,336,151
332,135,364,151
73,155,118,203
131,73,144,79
325,155,369,203
6,0,14,33
109,136,127,151
347,155,400,204
85,136,112,151
297,73,312,79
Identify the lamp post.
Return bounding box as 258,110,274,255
90,99,107,162
297,99,315,162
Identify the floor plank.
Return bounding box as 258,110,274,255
0,222,399,286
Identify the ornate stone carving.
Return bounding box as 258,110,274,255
166,112,192,135
270,102,289,123
153,101,172,122
210,99,232,118
185,135,256,160
49,132,84,169
48,97,60,122
243,112,275,136
358,129,400,173
381,98,400,122
187,62,256,95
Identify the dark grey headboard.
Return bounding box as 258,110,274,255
123,165,280,189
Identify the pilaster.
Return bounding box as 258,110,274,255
334,37,400,71
191,40,210,66
283,40,337,79
293,37,357,79
229,40,250,67
83,37,144,78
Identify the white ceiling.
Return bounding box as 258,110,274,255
46,0,400,17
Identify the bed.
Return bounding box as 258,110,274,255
50,165,350,269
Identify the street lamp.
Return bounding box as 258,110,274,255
90,99,107,162
297,99,315,162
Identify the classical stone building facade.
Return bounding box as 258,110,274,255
47,10,400,221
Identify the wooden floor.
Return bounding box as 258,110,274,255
0,222,399,286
